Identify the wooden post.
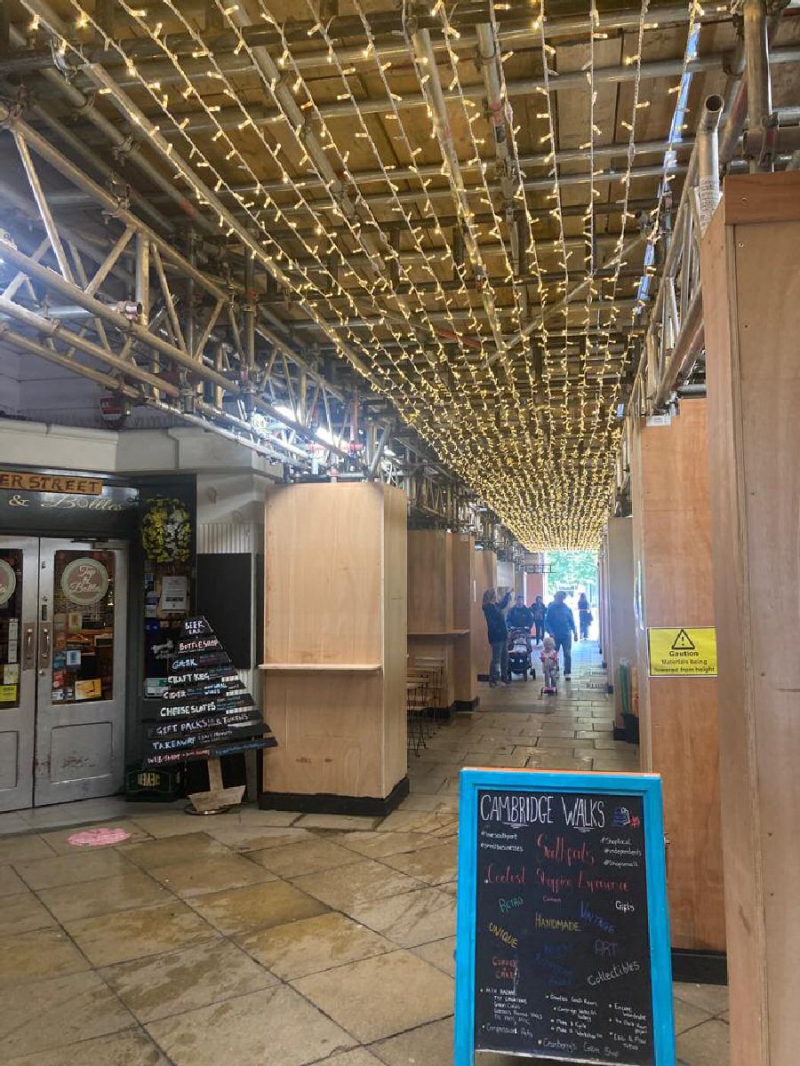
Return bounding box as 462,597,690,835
452,534,478,710
189,756,246,814
524,559,545,604
603,518,636,733
702,171,800,1066
629,401,726,954
471,547,497,681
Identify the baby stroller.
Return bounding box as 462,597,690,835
507,628,535,681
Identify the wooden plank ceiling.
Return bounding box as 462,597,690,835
2,0,800,547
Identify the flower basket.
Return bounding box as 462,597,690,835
141,497,192,564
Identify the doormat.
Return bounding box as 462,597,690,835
67,826,131,847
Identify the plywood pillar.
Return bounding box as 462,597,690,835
260,483,407,811
597,539,609,668
524,560,544,604
513,568,524,597
602,518,636,732
452,534,478,709
702,172,800,1066
471,548,497,681
629,400,725,953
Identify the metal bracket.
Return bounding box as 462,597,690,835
71,89,97,115
0,98,22,129
743,113,779,168
101,178,131,219
179,374,196,414
111,135,137,164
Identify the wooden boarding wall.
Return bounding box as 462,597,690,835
524,566,544,605
408,530,453,634
261,483,407,804
604,518,636,731
598,538,610,692
407,531,475,710
452,535,478,706
471,548,497,681
630,402,726,952
702,172,800,1066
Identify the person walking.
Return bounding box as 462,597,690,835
531,595,546,645
577,592,593,641
482,588,512,686
545,590,578,680
507,595,534,633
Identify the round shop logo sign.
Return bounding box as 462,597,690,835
61,557,109,606
0,559,16,607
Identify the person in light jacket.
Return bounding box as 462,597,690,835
483,588,512,687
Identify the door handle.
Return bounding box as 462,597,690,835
39,623,51,671
23,625,35,670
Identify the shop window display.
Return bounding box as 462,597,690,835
52,551,115,703
142,496,192,699
0,550,22,709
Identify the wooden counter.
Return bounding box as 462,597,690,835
260,663,382,673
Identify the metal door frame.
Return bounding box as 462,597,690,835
0,536,129,809
33,538,128,806
0,536,39,812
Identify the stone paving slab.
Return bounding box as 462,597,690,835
0,642,726,1066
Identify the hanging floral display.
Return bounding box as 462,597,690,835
141,497,192,564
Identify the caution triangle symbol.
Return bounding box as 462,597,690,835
671,628,696,651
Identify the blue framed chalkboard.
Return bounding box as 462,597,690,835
455,769,675,1066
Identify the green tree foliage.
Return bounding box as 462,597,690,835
546,550,597,592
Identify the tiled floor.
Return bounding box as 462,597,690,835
0,642,727,1065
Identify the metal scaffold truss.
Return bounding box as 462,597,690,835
0,97,485,535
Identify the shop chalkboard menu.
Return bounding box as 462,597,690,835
455,770,675,1066
143,616,276,768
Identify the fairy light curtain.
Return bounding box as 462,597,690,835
24,0,702,548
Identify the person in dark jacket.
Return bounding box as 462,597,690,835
531,595,546,645
507,595,534,633
507,594,535,655
577,592,593,640
483,588,511,686
545,590,578,680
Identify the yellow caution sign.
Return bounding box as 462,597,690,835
647,627,717,677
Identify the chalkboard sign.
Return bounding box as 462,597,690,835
455,770,675,1066
143,616,277,769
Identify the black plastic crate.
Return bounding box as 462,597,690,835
125,763,184,802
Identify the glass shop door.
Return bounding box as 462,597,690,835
0,537,128,811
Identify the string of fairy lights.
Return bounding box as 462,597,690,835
584,0,649,448
15,0,704,548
